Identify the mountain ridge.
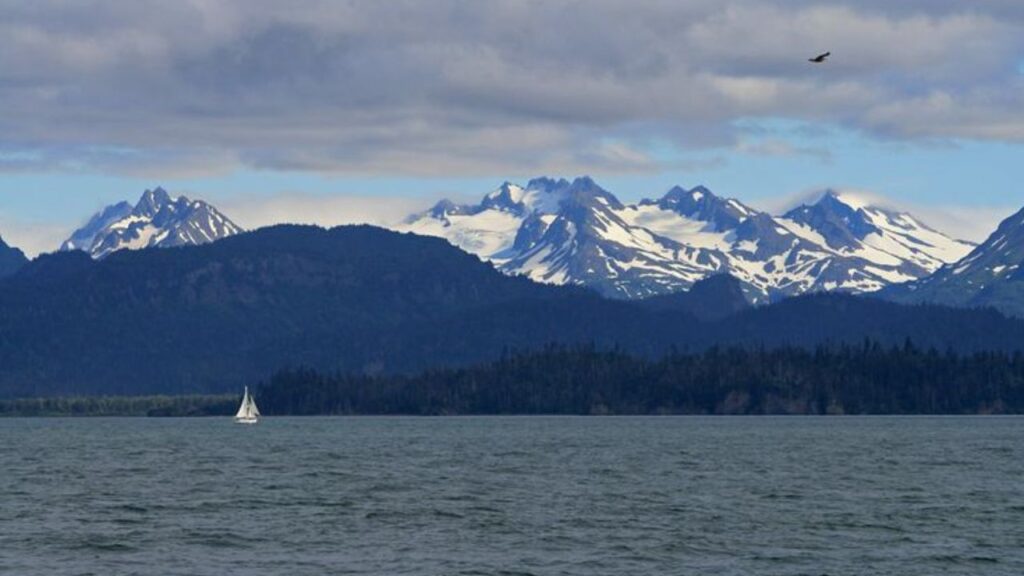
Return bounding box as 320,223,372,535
1,224,1021,398
882,206,1024,317
61,187,243,259
398,177,974,300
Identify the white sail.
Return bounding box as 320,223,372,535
234,386,259,423
235,387,250,418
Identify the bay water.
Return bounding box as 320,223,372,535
1,416,1022,575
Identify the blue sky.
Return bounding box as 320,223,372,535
2,1,1023,255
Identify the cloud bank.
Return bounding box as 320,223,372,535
219,193,431,231
2,1,1023,176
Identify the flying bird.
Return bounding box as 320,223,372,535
808,51,830,63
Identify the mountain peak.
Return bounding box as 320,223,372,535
661,184,717,204
817,189,870,212
689,184,713,197
563,176,623,210
137,186,175,217
481,182,528,214
526,177,571,193
61,188,242,259
784,190,879,248
650,185,752,231
424,198,483,220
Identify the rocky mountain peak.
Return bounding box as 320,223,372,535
784,190,880,249
61,188,243,259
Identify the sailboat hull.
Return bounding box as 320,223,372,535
234,416,259,424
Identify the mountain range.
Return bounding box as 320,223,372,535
398,177,973,301
23,178,981,302
3,177,1024,319
2,224,1023,398
60,187,242,259
883,206,1024,314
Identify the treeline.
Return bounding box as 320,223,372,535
257,342,1024,415
0,394,237,417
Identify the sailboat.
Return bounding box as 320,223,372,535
234,386,261,424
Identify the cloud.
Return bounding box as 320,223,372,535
734,139,832,162
0,217,72,258
0,1,1022,176
219,193,432,231
907,205,1013,243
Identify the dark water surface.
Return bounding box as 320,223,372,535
1,416,1022,575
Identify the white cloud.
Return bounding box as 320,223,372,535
907,205,1012,243
734,139,832,162
0,218,72,258
220,193,433,231
0,1,1022,176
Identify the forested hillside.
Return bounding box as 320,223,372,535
2,225,1024,398
259,343,1024,415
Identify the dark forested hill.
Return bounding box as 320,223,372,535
258,344,1024,415
0,235,27,278
636,273,750,321
2,224,1024,398
0,225,700,397
704,293,1024,352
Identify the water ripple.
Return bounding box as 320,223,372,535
1,416,1023,575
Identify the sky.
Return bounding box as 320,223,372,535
1,0,1023,256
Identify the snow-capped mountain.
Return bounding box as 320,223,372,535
61,201,134,253
61,187,243,259
773,191,974,295
397,177,973,300
884,206,1024,316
